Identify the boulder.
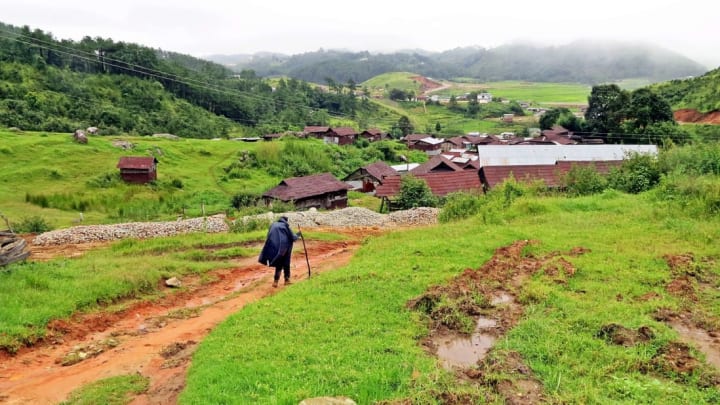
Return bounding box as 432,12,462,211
165,277,182,288
73,130,88,144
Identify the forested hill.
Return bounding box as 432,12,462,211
214,41,706,85
0,23,371,137
653,67,720,113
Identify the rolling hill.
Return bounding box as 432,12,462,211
212,41,707,85
653,67,720,123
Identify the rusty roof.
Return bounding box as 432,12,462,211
555,160,622,175
479,160,623,190
263,173,350,201
411,155,463,175
331,127,358,137
375,171,482,198
403,134,431,143
479,165,561,189
117,156,158,169
363,160,396,180
303,126,330,134
361,128,384,135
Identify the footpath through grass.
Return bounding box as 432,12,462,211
182,191,720,404
0,231,267,352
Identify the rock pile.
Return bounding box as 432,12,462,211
32,208,439,246
33,215,228,246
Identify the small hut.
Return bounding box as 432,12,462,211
117,156,158,184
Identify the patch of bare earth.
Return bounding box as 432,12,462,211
0,228,374,405
645,253,720,387
674,108,720,124
403,240,588,404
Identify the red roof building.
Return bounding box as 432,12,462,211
410,155,463,175
262,173,351,210
343,161,397,192
325,127,358,146
117,156,158,184
478,160,623,192
376,171,482,199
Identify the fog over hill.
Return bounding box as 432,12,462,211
208,41,707,85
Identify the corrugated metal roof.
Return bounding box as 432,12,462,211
376,171,482,198
332,127,357,137
263,173,350,201
363,161,396,180
479,160,625,190
411,155,462,175
303,126,330,134
117,156,158,169
476,145,657,166
391,163,420,172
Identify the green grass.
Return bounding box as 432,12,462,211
432,80,591,105
0,231,267,352
60,373,149,405
181,191,720,404
0,130,278,226
362,72,423,95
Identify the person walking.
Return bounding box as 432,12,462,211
258,216,301,287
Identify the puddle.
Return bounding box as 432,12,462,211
436,317,498,370
670,321,720,369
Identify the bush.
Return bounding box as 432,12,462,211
608,153,661,194
228,216,273,233
396,175,437,210
562,164,608,196
231,192,261,209
439,192,484,223
13,216,53,233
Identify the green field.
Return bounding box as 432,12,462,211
362,72,424,95
431,80,591,105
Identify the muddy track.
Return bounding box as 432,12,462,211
0,229,373,404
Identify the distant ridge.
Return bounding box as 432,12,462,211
209,41,706,85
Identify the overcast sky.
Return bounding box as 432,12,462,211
2,0,719,68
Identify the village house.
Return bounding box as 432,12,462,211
359,128,387,142
477,92,493,103
478,160,623,192
410,137,444,155
401,133,431,148
262,173,351,210
375,171,483,211
502,113,514,123
302,126,331,139
116,156,158,184
343,160,397,193
410,154,462,175
324,127,358,146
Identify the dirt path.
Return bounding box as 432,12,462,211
0,229,375,404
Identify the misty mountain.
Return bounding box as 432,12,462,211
209,42,706,85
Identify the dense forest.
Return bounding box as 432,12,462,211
0,22,373,137
215,41,707,85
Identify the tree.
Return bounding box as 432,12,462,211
396,175,437,209
397,116,414,136
435,122,442,133
584,84,629,139
625,88,674,131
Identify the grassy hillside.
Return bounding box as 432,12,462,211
362,72,424,94
654,67,720,113
181,184,720,404
0,130,418,229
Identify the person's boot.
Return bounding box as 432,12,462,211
272,280,278,288
284,278,292,285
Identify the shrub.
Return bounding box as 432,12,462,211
562,164,608,196
438,192,484,223
396,175,437,210
13,216,53,233
608,153,661,194
228,216,273,233
86,172,121,188
231,192,261,209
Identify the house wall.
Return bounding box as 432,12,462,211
120,169,156,183
263,191,349,210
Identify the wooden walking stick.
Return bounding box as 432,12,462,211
298,225,311,277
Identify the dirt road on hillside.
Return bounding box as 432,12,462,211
0,228,378,404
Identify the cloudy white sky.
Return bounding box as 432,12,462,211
2,0,719,67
